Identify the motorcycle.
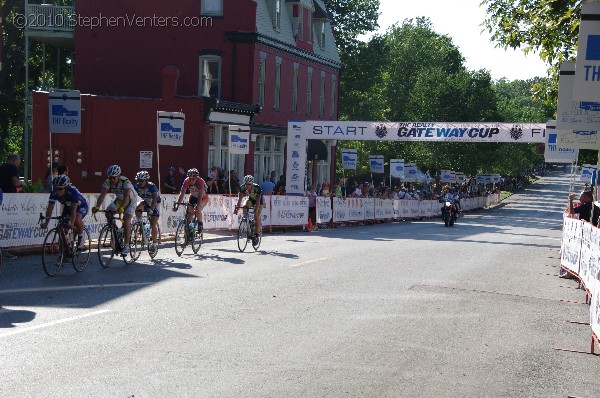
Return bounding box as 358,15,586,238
441,200,459,227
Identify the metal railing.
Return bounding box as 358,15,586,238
26,4,75,32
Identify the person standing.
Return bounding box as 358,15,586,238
40,161,60,193
178,165,188,194
260,175,275,196
163,166,178,194
568,191,600,225
0,154,23,193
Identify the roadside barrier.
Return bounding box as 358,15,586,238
560,214,600,353
0,193,499,249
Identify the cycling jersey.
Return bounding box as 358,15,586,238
102,176,138,203
49,185,89,217
239,183,262,204
134,181,161,206
181,177,207,199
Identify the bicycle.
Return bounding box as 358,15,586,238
131,208,160,260
94,209,136,267
173,201,203,256
38,213,91,277
236,206,261,252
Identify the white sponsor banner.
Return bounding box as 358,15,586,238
581,164,597,182
556,62,600,148
561,215,582,275
203,195,234,230
332,197,349,222
270,195,308,226
574,2,600,102
440,170,456,183
404,162,418,182
364,198,375,220
579,222,596,292
491,174,501,184
316,197,332,224
477,174,492,184
545,121,579,163
157,111,185,146
390,159,405,178
591,278,600,341
341,149,358,170
368,155,384,173
49,90,81,133
455,172,466,184
286,122,308,194
346,197,364,221
229,126,250,154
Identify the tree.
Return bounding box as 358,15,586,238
481,0,580,103
322,0,381,53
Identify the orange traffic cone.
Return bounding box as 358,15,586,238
307,217,313,232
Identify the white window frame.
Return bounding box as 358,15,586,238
253,135,284,182
307,12,312,43
292,63,299,113
273,0,281,31
306,67,313,116
208,124,245,175
201,0,223,16
329,74,336,119
274,57,282,111
258,52,267,107
199,55,221,98
319,71,326,118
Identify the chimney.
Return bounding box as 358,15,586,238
161,66,180,99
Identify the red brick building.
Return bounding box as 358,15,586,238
31,0,341,192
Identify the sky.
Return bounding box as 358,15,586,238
360,0,548,81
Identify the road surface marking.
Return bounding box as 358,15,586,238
291,256,335,267
0,309,110,338
0,282,152,295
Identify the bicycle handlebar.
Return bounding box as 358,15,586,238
92,209,123,223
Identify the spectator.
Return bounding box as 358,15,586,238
568,191,600,225
57,163,69,175
306,185,318,229
274,175,286,195
40,161,60,193
206,165,221,194
260,175,275,195
178,165,188,194
0,154,23,193
321,182,329,197
224,169,240,194
270,170,277,183
163,166,178,194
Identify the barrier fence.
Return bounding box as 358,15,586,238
0,193,499,249
560,214,600,352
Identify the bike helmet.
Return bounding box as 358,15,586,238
136,171,150,180
243,175,254,184
52,174,70,188
187,168,199,177
107,164,121,176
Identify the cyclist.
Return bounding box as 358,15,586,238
235,175,262,245
92,165,138,256
134,170,161,253
40,175,89,251
172,168,208,232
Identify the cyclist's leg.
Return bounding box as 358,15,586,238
123,201,137,245
187,196,198,223
74,206,87,248
135,202,145,221
197,196,209,225
254,205,262,235
150,207,160,243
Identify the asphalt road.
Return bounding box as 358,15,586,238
1,171,598,398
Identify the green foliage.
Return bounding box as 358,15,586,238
493,78,555,122
20,179,43,193
322,0,381,53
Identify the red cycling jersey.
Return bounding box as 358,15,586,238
182,177,208,199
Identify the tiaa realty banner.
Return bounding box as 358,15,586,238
455,172,466,184
49,90,81,133
581,164,597,183
229,125,250,154
157,111,185,146
341,149,358,170
368,155,384,173
390,159,404,178
545,120,579,163
440,170,456,183
404,162,418,182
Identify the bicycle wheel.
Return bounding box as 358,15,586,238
130,222,143,262
72,228,91,272
42,228,64,277
174,221,187,256
191,223,203,254
98,225,115,268
237,219,249,252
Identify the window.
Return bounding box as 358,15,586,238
254,134,285,182
306,67,313,116
307,12,312,43
201,0,223,16
258,53,267,107
199,56,221,98
318,21,326,49
292,63,299,113
329,74,336,119
208,124,245,176
319,71,326,117
274,57,281,111
294,6,304,40
273,0,281,30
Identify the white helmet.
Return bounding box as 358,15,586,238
136,171,150,180
106,164,121,177
243,175,254,184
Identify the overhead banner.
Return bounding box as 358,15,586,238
574,2,600,102
390,159,405,178
440,170,456,183
341,149,358,170
286,120,546,194
157,112,185,146
544,121,579,163
368,155,384,173
49,90,81,133
556,62,600,149
229,125,250,154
